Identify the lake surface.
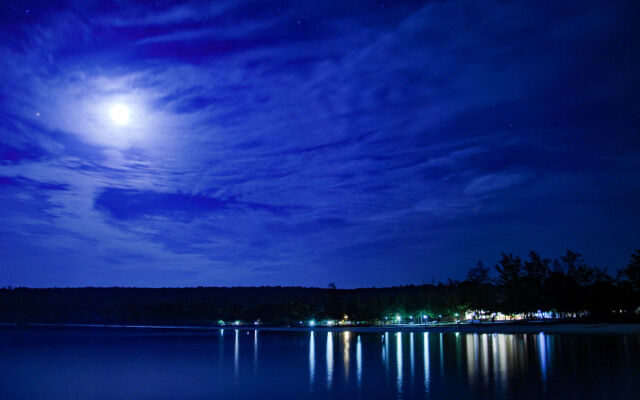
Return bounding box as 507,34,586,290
1,327,639,399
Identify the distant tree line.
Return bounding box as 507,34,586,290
1,249,639,326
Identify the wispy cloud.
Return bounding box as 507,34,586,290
464,172,532,195
1,0,639,287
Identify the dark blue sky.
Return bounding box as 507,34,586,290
1,1,639,287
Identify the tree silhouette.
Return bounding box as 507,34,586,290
467,261,491,284
1,250,639,325
494,253,524,314
495,253,522,285
619,249,640,292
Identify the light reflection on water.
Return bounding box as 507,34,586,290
423,332,430,394
356,335,362,387
481,333,489,386
0,328,639,400
466,333,476,386
309,331,315,386
537,332,548,386
343,332,350,379
326,331,333,389
253,329,258,371
396,332,403,395
409,332,414,383
234,329,239,379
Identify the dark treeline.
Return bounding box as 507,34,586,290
1,249,639,326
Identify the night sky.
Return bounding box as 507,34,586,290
1,1,639,288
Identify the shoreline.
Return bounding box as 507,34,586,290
2,322,640,335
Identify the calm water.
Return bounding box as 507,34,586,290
1,327,639,399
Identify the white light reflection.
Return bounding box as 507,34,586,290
219,328,224,369
466,334,476,386
538,333,548,387
309,332,315,387
234,329,239,379
396,332,403,395
384,332,390,377
326,332,334,389
439,333,444,376
410,332,415,380
343,332,350,379
492,333,499,388
473,334,479,383
356,335,362,388
456,332,462,375
423,332,430,394
253,330,258,371
481,334,489,384
497,334,508,390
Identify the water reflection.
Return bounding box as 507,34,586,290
492,333,499,388
356,335,362,387
538,333,548,386
2,329,639,400
384,332,390,378
217,329,561,395
410,332,415,380
481,334,489,385
309,332,315,386
439,333,444,376
326,332,333,389
343,331,350,379
254,330,258,371
342,331,351,379
219,328,224,369
396,332,403,395
497,334,508,388
458,332,551,393
465,334,473,385
423,332,430,394
234,329,239,378
455,332,462,375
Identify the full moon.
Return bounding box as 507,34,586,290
109,104,130,126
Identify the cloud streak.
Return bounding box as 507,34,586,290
0,0,639,287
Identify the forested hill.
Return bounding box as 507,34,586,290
1,249,639,326
2,285,441,325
